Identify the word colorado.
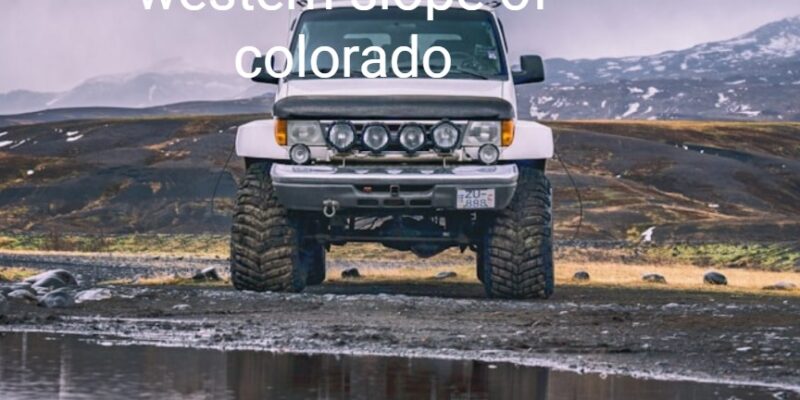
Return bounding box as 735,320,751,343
237,34,451,79
142,0,541,21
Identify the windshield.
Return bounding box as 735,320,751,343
289,8,508,80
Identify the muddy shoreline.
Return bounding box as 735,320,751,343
1,253,799,394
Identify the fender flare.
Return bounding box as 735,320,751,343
235,119,290,160
499,120,554,161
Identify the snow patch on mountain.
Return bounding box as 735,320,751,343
642,87,661,100
622,103,641,118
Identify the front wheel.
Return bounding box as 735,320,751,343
480,166,554,300
230,163,308,292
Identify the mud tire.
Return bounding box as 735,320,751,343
230,163,308,292
481,166,554,299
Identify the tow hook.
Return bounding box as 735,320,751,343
322,200,339,218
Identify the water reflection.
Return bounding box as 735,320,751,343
0,333,785,399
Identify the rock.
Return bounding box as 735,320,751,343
573,271,591,281
75,288,113,304
26,270,78,288
192,267,221,282
9,282,33,291
763,281,796,291
0,294,8,316
642,273,667,284
433,271,457,280
0,285,12,297
7,289,38,302
38,288,74,309
32,276,66,291
33,286,53,296
341,268,361,279
703,271,727,286
172,304,190,311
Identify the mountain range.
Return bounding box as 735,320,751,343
1,16,799,121
518,15,800,121
0,59,270,116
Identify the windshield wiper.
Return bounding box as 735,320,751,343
449,68,491,80
410,64,492,80
292,70,364,78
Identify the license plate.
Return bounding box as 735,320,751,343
457,189,496,209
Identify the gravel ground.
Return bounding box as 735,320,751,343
1,252,799,393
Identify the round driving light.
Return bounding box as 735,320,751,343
478,144,500,165
362,125,390,152
432,122,460,151
290,144,311,165
399,125,426,153
327,122,355,152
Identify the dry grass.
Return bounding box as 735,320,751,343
329,243,471,263
0,267,40,282
328,263,476,284
328,260,798,296
556,261,800,296
0,233,229,258
547,120,800,159
103,274,229,287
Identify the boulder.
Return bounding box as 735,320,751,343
26,270,78,288
763,281,796,291
433,271,457,280
32,276,66,291
573,271,591,281
9,282,33,291
38,288,74,309
75,288,113,304
192,267,221,282
341,268,361,279
642,273,667,284
703,271,727,286
7,289,37,302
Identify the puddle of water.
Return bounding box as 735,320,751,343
0,332,791,400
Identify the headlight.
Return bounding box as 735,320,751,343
478,144,500,165
362,124,390,152
327,122,355,152
463,121,501,146
289,144,311,165
431,122,460,151
399,124,426,153
287,121,324,146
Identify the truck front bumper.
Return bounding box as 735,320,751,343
270,163,518,212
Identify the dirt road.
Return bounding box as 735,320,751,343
1,252,799,393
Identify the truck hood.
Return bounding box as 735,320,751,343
284,78,505,99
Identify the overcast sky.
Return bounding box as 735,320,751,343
2,0,800,93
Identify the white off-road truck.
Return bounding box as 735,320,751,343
232,1,554,299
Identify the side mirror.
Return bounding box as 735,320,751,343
513,55,545,85
251,56,281,84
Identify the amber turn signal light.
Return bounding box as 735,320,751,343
275,119,288,146
501,120,515,146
